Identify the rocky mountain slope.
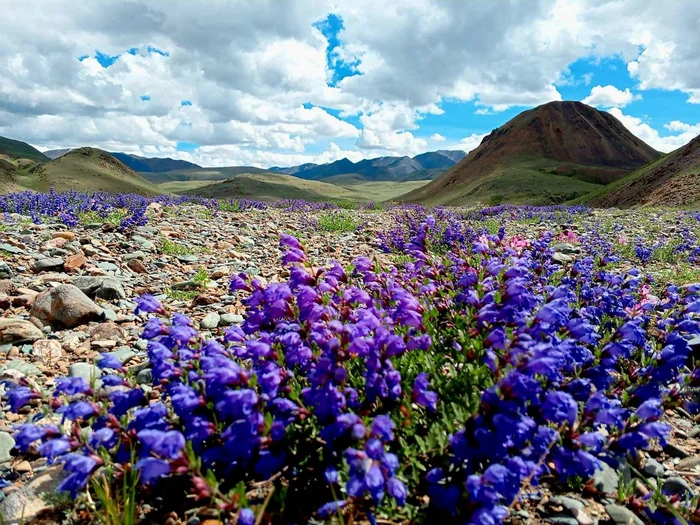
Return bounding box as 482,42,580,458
584,134,700,208
401,101,661,205
0,136,50,163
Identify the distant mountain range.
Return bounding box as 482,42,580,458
269,150,467,182
44,149,202,173
403,101,662,205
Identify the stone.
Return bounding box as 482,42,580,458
172,280,200,291
64,253,86,271
177,255,199,264
136,368,153,385
103,348,136,365
546,516,578,525
97,261,119,272
102,308,118,322
0,431,15,463
0,466,66,525
31,257,64,273
664,443,690,459
0,319,44,344
605,504,644,525
53,231,76,240
550,495,584,512
0,261,13,279
71,276,106,296
30,284,102,329
200,313,220,329
14,460,31,474
94,277,126,300
68,362,102,383
127,259,148,273
89,322,125,341
2,359,41,376
552,252,574,264
0,243,23,255
0,279,16,295
219,313,244,326
131,235,155,250
123,251,146,261
571,509,594,525
662,476,692,495
642,457,665,477
593,462,619,494
677,454,700,470
31,339,63,364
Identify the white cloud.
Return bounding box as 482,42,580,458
607,107,697,153
430,133,446,142
583,85,641,108
0,0,700,167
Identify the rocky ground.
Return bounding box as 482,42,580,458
0,203,699,524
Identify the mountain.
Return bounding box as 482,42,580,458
269,150,466,182
582,134,700,208
401,101,661,206
0,136,50,163
44,148,72,160
18,148,163,195
140,165,273,184
110,152,201,173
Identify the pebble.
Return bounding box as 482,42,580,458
69,362,102,383
593,462,618,494
662,476,692,495
219,313,244,326
642,457,665,477
0,432,16,464
677,454,700,470
102,348,136,365
605,504,644,525
200,313,220,329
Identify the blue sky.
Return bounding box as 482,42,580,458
2,1,700,167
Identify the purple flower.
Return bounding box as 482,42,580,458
97,353,123,370
412,373,438,412
7,387,33,412
135,294,164,315
135,457,171,484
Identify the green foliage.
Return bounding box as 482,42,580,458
219,200,242,213
78,209,128,226
332,199,357,210
165,288,199,301
193,268,211,286
318,212,359,233
160,237,192,256
91,452,140,525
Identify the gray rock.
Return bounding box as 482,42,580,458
102,308,118,322
103,348,136,366
30,285,102,329
136,368,153,385
72,276,106,296
123,251,146,261
664,443,690,459
0,243,23,255
97,261,119,272
546,516,578,525
0,319,44,344
177,255,199,264
0,261,13,279
551,242,581,255
550,495,584,512
220,313,244,326
2,359,41,376
552,252,574,264
677,454,700,470
31,257,64,273
0,466,66,525
131,235,155,250
134,339,148,351
662,476,692,495
643,458,665,477
95,278,126,300
68,362,102,384
0,431,16,463
594,462,619,494
200,313,220,329
605,504,644,525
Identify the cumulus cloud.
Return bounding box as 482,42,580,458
583,85,641,108
607,108,698,153
0,0,699,166
430,133,446,142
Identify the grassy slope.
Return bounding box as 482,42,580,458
401,156,603,206
11,148,165,196
178,172,428,202
0,136,50,162
141,166,271,183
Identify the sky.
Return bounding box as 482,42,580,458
1,0,700,169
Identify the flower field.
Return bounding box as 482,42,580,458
2,191,700,524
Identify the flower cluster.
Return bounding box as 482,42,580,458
3,204,700,524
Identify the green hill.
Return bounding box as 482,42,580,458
0,136,50,162
141,166,272,183
10,148,164,196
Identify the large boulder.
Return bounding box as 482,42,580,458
0,318,43,344
30,284,102,329
0,466,66,524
